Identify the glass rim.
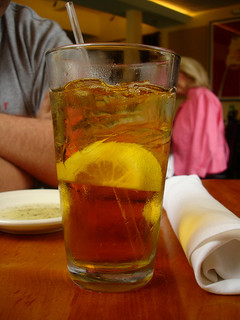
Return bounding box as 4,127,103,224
46,42,180,59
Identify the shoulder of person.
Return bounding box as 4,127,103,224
189,87,221,104
188,87,218,99
7,2,71,47
187,87,223,119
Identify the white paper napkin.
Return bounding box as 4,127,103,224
163,175,240,295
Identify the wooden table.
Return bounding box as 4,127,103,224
0,180,240,320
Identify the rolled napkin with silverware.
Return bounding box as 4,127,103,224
163,175,240,295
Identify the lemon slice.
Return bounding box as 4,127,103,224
143,195,162,226
57,140,161,191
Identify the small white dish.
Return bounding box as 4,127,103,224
0,189,62,234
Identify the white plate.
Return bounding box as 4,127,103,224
0,189,62,234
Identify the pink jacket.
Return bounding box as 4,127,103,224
172,87,229,178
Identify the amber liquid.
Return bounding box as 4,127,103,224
50,79,176,291
61,184,160,267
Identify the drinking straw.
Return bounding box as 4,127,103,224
65,1,84,44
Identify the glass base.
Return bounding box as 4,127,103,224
68,264,154,292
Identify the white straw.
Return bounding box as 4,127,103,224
65,2,84,44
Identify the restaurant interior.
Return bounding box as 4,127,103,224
1,2,240,319
14,0,240,178
14,0,240,119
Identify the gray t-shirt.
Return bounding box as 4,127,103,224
0,2,72,116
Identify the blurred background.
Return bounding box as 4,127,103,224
14,0,240,121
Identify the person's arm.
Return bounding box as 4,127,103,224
37,91,51,120
0,101,58,188
0,113,57,187
0,157,34,191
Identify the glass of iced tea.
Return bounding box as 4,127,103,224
46,43,180,292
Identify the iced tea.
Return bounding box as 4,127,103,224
50,78,176,291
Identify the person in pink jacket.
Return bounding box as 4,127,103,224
171,57,229,178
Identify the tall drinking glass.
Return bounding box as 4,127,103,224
46,43,180,292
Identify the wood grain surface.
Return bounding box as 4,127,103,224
0,180,239,320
